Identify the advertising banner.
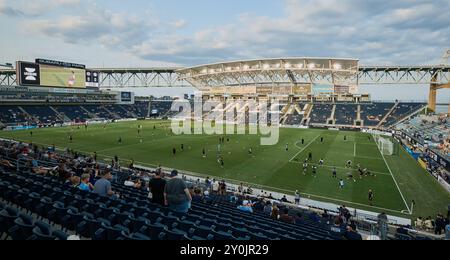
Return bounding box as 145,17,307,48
17,61,41,86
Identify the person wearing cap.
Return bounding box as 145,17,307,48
164,170,192,213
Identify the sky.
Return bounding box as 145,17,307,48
0,0,449,101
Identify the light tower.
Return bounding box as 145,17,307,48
441,49,450,65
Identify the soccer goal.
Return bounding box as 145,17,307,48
373,134,398,156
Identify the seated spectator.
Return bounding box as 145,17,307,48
71,176,81,188
263,201,272,215
94,171,115,198
280,195,289,203
237,200,254,213
344,225,363,240
124,176,135,187
271,204,279,220
79,174,93,192
279,208,295,224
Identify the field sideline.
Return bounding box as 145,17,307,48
1,120,448,219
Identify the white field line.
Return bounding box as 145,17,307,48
372,134,412,214
289,135,320,162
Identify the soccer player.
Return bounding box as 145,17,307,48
69,134,73,143
319,158,324,166
138,128,141,135
172,148,176,156
339,179,345,189
302,139,305,145
368,189,374,206
248,148,253,156
347,172,356,183
68,71,76,87
118,137,122,144
320,137,324,143
85,124,88,131
358,167,365,179
30,131,33,137
346,160,352,168
303,162,308,175
202,147,206,158
308,152,312,161
332,167,337,178
312,166,318,177
181,144,184,151
285,143,289,151
344,135,347,141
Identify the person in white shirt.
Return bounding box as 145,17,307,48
212,181,220,194
124,176,135,187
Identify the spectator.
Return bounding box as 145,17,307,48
238,200,254,213
71,176,80,188
79,174,93,192
295,190,301,205
271,204,279,220
212,180,220,194
279,208,295,224
219,180,226,195
415,217,424,230
124,176,135,187
377,212,388,240
164,170,192,213
344,225,363,240
148,172,166,206
238,183,244,194
263,201,272,215
94,171,115,198
435,214,446,235
424,217,434,231
281,195,289,203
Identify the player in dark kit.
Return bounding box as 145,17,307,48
202,147,206,158
332,167,337,178
30,131,33,137
302,139,305,145
69,135,73,143
118,137,122,144
321,137,324,143
368,189,374,205
181,144,184,151
308,152,312,160
172,148,176,156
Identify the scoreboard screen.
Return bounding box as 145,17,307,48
16,59,98,89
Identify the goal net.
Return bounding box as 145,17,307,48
373,134,395,156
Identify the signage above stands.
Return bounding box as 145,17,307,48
36,59,86,69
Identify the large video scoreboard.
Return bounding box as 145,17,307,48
16,59,99,88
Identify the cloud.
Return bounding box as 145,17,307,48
4,0,450,66
0,0,80,17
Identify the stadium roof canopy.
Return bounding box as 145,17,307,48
176,57,360,89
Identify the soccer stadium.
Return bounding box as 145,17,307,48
1,1,450,244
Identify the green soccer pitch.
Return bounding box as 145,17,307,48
1,120,449,219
